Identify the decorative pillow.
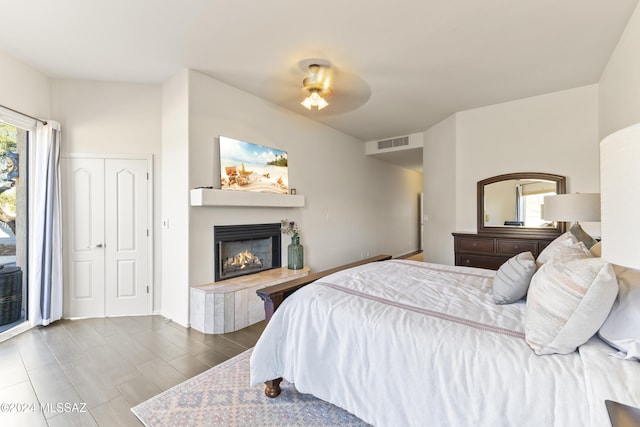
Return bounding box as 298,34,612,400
525,258,619,355
536,232,592,267
569,223,598,249
598,268,640,361
589,241,602,257
536,232,578,265
492,252,537,304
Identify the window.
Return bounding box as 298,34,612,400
522,192,555,227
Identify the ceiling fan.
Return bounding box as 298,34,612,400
265,58,371,116
300,64,332,110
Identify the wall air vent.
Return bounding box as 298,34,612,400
377,136,409,150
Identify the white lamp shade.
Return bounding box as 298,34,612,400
542,193,601,222
601,122,640,269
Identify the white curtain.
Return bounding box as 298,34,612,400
30,121,63,326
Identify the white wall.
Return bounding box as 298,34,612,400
0,50,50,119
599,2,640,138
51,80,162,154
187,70,423,289
423,85,600,264
422,115,456,265
1,57,422,327
161,70,191,324
455,85,600,233
4,3,638,324
50,79,164,312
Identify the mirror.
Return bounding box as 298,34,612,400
477,172,566,236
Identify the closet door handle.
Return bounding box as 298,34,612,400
88,243,104,249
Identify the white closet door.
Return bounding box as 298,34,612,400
64,158,106,318
63,156,150,318
104,159,149,316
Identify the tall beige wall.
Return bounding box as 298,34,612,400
423,84,600,264
0,50,50,119
422,115,456,265
50,79,164,313
599,2,640,138
160,70,191,324
187,70,423,289
455,85,600,233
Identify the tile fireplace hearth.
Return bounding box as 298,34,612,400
190,222,309,334
190,266,309,334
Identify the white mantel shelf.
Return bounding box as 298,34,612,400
190,188,305,207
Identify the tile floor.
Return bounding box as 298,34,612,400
0,316,265,426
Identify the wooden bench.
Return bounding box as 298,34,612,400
256,254,392,323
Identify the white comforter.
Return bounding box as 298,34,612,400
250,260,640,427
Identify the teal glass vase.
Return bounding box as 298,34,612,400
287,234,304,270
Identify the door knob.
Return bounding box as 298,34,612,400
88,243,104,249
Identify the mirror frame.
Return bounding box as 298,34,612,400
477,172,567,237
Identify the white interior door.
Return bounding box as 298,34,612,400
105,159,149,316
64,158,106,318
63,156,151,318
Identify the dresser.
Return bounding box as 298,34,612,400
453,232,556,270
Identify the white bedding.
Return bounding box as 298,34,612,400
250,260,640,427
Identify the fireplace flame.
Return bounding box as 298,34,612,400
224,250,263,273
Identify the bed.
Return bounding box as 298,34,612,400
250,247,640,426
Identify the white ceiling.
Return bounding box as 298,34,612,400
1,0,637,145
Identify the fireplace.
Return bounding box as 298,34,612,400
214,223,281,281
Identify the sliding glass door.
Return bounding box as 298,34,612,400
0,117,30,333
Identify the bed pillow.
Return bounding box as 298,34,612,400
536,234,592,267
536,241,592,268
598,268,640,361
536,232,578,265
492,252,536,304
525,258,619,355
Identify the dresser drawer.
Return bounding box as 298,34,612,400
454,232,561,271
496,239,538,256
538,240,553,252
456,254,506,270
456,237,494,253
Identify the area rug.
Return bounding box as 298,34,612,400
131,348,369,426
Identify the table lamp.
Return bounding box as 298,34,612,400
543,193,601,242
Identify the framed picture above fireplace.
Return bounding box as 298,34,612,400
219,136,289,194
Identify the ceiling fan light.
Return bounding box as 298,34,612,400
301,96,313,110
310,91,322,103
317,96,329,110
300,63,331,111
301,89,329,110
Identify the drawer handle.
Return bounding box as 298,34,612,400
472,242,478,247
513,245,520,250
465,259,470,264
